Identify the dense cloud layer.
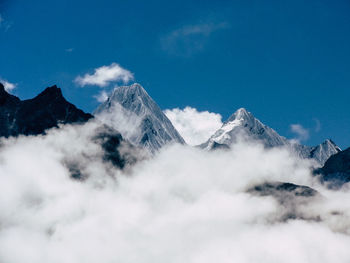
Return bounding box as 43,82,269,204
0,120,350,263
164,107,223,145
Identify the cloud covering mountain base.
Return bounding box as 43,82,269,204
0,122,350,263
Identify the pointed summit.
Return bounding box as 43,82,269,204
201,107,287,150
228,108,253,122
36,85,63,99
95,83,185,153
201,107,340,165
110,83,147,99
0,82,20,105
324,139,340,148
309,139,341,165
0,85,92,137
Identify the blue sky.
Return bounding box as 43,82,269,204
0,0,349,148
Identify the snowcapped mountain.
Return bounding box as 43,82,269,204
201,108,340,165
94,83,185,153
201,108,288,148
308,139,341,165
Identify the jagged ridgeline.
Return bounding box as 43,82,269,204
0,83,92,136
94,83,185,153
200,108,340,166
0,81,348,186
0,83,140,176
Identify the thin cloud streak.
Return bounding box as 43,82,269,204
314,118,321,133
161,22,229,56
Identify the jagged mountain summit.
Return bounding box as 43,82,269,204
201,108,340,165
0,82,143,173
309,139,341,166
94,83,185,153
0,83,93,137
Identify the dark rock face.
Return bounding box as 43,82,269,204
315,147,350,188
210,141,230,151
248,182,318,201
0,83,93,137
247,181,320,221
92,125,140,169
0,83,142,177
64,125,143,180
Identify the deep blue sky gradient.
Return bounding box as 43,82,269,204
1,0,349,147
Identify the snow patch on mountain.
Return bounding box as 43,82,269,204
201,108,340,165
94,83,185,153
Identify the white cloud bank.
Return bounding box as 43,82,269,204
0,118,350,262
290,123,309,143
75,63,134,87
164,107,223,145
0,78,16,92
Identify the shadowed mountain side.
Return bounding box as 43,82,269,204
314,147,350,188
247,181,320,222
0,83,93,137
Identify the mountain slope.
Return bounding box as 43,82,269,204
0,83,93,137
94,83,185,152
201,108,340,165
315,147,350,187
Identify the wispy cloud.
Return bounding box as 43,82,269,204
313,118,321,132
74,63,134,87
94,90,109,103
0,13,12,32
161,22,229,56
290,124,309,143
0,78,16,92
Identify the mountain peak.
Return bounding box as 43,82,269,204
323,139,338,147
129,82,144,90
0,85,92,137
228,107,254,122
0,82,20,105
202,108,340,165
236,107,249,115
111,83,148,97
201,107,287,149
95,83,185,152
36,85,63,99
